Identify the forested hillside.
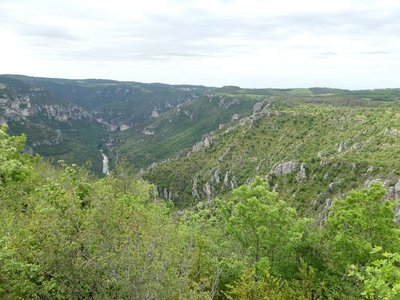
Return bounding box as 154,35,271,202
0,75,214,172
2,75,400,298
1,125,400,299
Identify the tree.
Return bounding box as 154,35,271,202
217,176,310,277
324,183,400,273
349,247,400,299
0,125,33,184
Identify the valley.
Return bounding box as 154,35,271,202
2,74,400,217
2,74,400,299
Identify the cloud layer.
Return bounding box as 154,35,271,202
1,0,399,88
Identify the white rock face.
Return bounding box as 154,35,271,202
223,172,229,187
297,163,307,180
120,124,130,131
395,179,400,200
336,142,348,153
231,114,240,121
191,135,215,153
271,161,299,176
204,181,213,199
142,128,155,135
151,108,160,118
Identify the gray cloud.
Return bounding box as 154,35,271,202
0,0,399,88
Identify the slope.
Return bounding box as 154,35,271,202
143,89,400,216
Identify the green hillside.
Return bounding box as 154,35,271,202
144,90,400,214
114,94,261,168
2,124,400,299
0,75,215,173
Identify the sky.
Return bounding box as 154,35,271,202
0,0,399,89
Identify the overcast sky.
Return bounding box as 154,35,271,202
0,0,399,89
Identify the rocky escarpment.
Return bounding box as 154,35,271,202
190,134,215,153
0,86,94,123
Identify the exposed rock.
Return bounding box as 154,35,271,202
160,187,173,201
336,142,349,153
204,136,212,148
271,161,298,176
192,135,215,152
192,177,199,197
156,185,173,201
142,128,155,135
324,198,333,209
383,128,400,137
120,124,130,131
213,169,220,183
1,95,33,120
204,181,213,199
364,178,400,201
231,114,241,121
223,172,229,187
230,177,238,189
219,97,240,109
318,198,333,224
394,209,400,224
252,102,264,114
388,186,396,200
297,163,307,180
364,178,391,189
224,126,235,134
109,124,119,132
151,108,160,118
395,179,400,200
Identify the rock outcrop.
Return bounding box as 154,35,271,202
191,135,215,153
271,161,299,176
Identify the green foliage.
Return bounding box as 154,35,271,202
324,183,400,272
0,125,33,183
3,95,400,299
217,177,310,276
349,247,400,299
224,262,327,300
0,129,213,299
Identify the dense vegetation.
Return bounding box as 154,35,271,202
2,126,400,299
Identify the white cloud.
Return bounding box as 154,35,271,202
0,0,399,88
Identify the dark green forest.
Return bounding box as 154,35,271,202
1,125,400,299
